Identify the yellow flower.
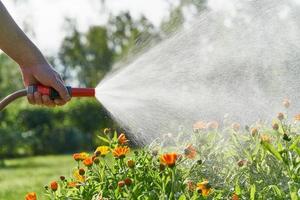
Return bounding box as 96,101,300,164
160,152,178,168
197,180,212,196
73,152,89,161
113,146,130,159
95,146,110,156
73,170,85,182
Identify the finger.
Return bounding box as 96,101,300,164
42,95,55,107
54,99,66,106
27,93,35,105
34,92,43,105
51,77,71,102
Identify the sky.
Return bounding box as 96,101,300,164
2,0,171,55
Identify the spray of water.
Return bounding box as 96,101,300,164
96,0,300,144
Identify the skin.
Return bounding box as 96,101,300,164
0,1,70,106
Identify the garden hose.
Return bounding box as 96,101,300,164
0,84,95,111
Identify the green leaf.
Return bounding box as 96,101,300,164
178,194,187,200
250,184,256,200
97,135,110,144
261,141,283,161
235,178,241,195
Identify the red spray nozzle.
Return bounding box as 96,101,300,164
28,85,95,99
0,84,95,111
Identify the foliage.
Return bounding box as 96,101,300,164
28,111,300,200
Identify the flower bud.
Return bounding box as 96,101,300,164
60,176,65,181
127,160,135,168
124,178,132,186
79,168,85,176
50,181,58,192
277,113,284,121
118,181,125,188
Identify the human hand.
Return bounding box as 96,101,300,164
20,63,71,107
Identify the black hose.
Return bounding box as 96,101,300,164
0,89,27,111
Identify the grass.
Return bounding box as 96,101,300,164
0,155,73,200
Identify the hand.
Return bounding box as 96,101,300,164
20,63,71,107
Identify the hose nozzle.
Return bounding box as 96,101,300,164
0,85,95,111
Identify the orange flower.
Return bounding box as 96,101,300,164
232,193,239,200
294,114,300,121
231,123,240,132
25,192,37,200
73,152,89,161
50,181,58,192
113,146,130,159
184,144,197,159
83,157,93,167
160,152,178,168
197,180,212,196
118,133,129,145
193,121,206,131
67,181,78,188
206,121,219,130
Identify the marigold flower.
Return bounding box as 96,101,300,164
95,146,110,156
25,192,37,200
232,193,239,200
231,123,240,132
260,134,271,143
73,170,85,182
83,157,93,167
50,181,58,192
73,152,89,161
193,121,206,131
67,181,78,188
184,144,197,159
206,121,219,130
277,112,284,121
127,159,135,168
160,152,178,168
113,146,130,159
197,180,212,196
282,98,290,108
294,114,300,121
118,133,129,145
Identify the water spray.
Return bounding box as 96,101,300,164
0,85,95,111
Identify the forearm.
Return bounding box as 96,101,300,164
0,1,46,66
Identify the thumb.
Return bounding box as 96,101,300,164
51,77,71,102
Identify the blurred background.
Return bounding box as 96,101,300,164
0,0,208,198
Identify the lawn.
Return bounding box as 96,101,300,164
0,155,73,200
